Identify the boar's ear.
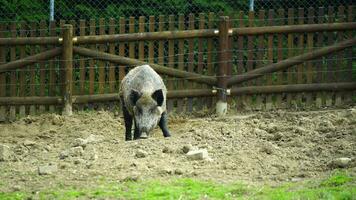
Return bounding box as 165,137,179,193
130,90,141,105
152,89,164,106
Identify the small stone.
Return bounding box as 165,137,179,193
69,146,84,157
161,168,173,175
135,149,148,158
23,140,36,147
123,173,140,182
38,164,58,175
182,144,193,154
59,150,69,159
186,149,210,160
329,157,352,168
72,138,87,148
12,185,21,192
162,146,174,153
0,144,11,161
85,134,104,144
174,169,183,175
59,162,70,169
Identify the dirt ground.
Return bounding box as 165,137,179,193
0,107,355,193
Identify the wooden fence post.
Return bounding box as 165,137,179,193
61,24,73,116
216,16,230,116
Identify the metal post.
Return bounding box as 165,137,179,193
50,0,55,21
216,16,230,116
61,24,73,116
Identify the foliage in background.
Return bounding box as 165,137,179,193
0,0,354,22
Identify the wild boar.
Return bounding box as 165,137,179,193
119,65,171,140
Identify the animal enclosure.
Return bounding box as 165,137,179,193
0,6,355,121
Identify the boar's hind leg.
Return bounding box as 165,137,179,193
122,102,133,141
159,112,171,137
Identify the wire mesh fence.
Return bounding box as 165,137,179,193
0,0,354,22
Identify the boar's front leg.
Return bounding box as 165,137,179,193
159,111,171,137
122,101,133,141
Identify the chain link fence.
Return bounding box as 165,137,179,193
0,0,354,22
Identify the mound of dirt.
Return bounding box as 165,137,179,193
0,108,355,192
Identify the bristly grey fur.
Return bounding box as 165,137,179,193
119,65,167,115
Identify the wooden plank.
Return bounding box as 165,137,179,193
29,22,39,115
266,10,274,110
296,8,305,107
316,7,324,108
9,22,17,121
49,21,57,97
276,9,284,108
254,10,265,110
187,13,195,112
345,6,354,103
18,22,26,118
38,20,47,113
119,17,126,82
79,20,86,94
326,7,334,106
62,24,73,116
129,17,135,63
306,7,314,107
98,18,105,94
206,12,214,111
158,16,164,65
335,6,345,106
246,11,255,110
108,18,116,93
0,24,6,121
167,15,174,113
176,14,185,113
236,11,246,110
196,13,205,111
287,8,295,108
89,19,95,95
138,16,145,60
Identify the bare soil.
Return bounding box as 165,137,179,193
0,108,355,193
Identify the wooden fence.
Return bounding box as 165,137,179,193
0,6,355,121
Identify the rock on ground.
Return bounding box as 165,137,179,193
186,149,210,160
38,164,58,175
0,144,11,161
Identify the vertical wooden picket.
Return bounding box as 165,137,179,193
49,20,57,112
335,6,345,106
276,9,284,108
79,20,86,95
0,24,6,121
345,6,354,103
108,18,116,93
306,8,314,107
287,8,295,108
38,20,47,113
255,10,265,110
236,11,245,110
167,15,175,112
9,22,17,121
176,14,185,113
18,22,26,118
187,14,195,112
98,18,106,94
206,12,214,111
29,22,38,115
138,16,145,61
315,7,324,108
266,10,274,110
89,19,95,95
297,8,305,107
246,11,254,110
119,17,126,82
325,7,334,106
197,13,205,111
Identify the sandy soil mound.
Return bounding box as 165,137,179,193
0,108,355,192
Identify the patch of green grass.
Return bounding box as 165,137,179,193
1,171,355,200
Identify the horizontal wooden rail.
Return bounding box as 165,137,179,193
75,29,217,44
0,89,215,105
231,82,356,95
0,36,61,46
227,38,356,86
73,46,217,85
0,96,62,105
0,47,62,73
232,22,356,36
